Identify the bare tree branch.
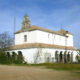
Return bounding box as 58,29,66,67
0,32,13,51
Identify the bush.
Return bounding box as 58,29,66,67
0,52,9,64
17,53,24,64
0,51,24,64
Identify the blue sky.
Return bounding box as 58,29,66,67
0,0,80,48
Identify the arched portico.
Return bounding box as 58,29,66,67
55,51,58,62
64,51,67,63
59,51,63,62
7,52,10,57
67,52,70,63
7,52,11,60
12,52,17,61
18,51,22,54
17,51,24,63
71,52,73,63
54,50,74,63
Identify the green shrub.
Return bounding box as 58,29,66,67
0,52,9,64
0,51,24,64
17,53,24,64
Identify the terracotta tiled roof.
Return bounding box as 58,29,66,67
15,26,72,36
58,29,72,35
9,43,77,50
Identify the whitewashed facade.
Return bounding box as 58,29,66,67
15,30,73,47
6,15,79,64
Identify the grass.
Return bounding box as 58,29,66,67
8,63,80,71
42,63,80,71
46,63,80,71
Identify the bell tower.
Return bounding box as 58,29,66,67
22,14,31,30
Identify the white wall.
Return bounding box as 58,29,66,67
15,30,73,47
66,34,73,46
15,30,37,45
7,48,38,63
6,48,78,64
36,30,73,46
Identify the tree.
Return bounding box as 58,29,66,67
0,32,13,64
0,32,13,51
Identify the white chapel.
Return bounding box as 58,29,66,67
7,15,79,64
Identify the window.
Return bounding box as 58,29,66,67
24,35,27,42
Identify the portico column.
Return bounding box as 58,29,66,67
71,53,73,63
66,52,68,63
62,53,64,63
69,53,71,63
58,53,60,62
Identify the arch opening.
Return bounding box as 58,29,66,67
64,51,67,63
12,52,17,62
17,51,24,63
55,51,58,62
7,52,11,60
60,51,63,62
67,52,70,63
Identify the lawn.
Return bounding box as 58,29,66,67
10,63,80,71
45,63,80,71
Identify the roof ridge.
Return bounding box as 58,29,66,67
15,25,72,35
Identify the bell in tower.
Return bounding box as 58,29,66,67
22,14,31,30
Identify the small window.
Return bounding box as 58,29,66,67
24,35,27,42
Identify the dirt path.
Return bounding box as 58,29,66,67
0,65,79,80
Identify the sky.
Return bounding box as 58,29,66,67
0,0,80,48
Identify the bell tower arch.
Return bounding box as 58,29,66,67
22,14,31,30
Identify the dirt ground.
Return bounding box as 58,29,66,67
0,65,80,80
